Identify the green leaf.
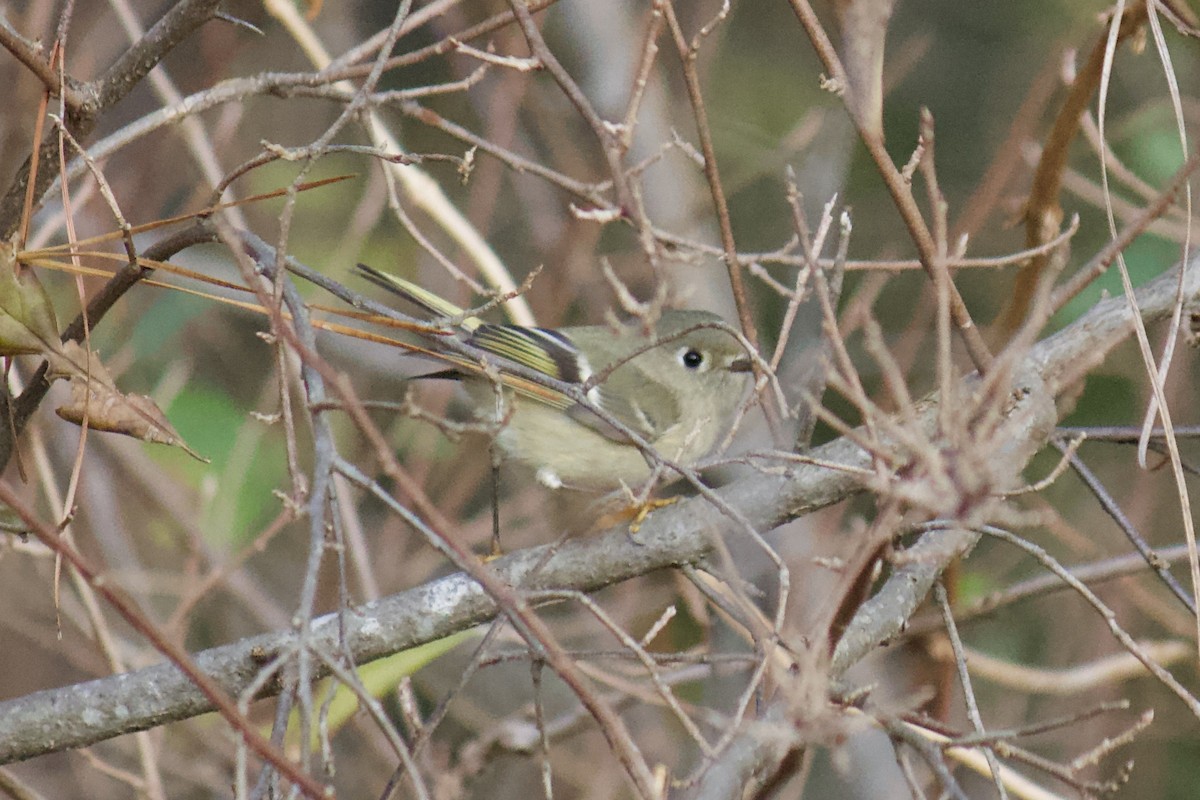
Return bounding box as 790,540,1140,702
277,629,477,751
0,502,28,537
0,241,60,356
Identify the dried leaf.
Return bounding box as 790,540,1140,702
0,240,61,356
51,341,207,462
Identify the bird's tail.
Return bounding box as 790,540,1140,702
355,263,483,331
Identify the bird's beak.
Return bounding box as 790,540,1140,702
729,357,753,373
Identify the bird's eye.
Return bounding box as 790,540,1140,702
681,349,705,369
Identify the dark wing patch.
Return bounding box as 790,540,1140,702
469,324,586,383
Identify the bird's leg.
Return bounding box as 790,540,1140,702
489,440,503,559
584,469,679,535
627,495,678,534
619,469,681,536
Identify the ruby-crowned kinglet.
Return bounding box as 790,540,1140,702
357,264,753,491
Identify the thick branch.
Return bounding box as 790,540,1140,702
689,251,1200,794
828,244,1200,671
0,15,60,95
0,0,223,238
0,249,1197,764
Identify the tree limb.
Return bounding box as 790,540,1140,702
0,248,1196,765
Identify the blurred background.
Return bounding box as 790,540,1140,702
0,0,1198,797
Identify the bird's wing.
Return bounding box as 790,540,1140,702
565,365,680,443
354,267,678,442
472,325,681,443
467,324,585,383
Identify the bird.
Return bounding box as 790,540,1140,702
356,263,753,493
